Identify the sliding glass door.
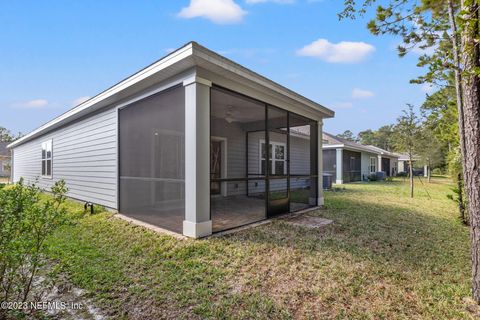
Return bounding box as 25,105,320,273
210,86,318,232
267,106,289,216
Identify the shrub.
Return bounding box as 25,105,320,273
0,178,70,311
0,183,5,190
368,174,378,181
396,172,408,177
432,168,442,175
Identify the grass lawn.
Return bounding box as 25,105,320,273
46,177,477,319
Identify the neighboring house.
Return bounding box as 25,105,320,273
322,132,399,184
397,153,428,177
8,42,335,238
0,142,11,178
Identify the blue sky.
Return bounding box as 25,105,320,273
0,0,433,136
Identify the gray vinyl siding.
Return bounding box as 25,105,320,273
361,151,378,180
211,118,311,196
12,107,118,208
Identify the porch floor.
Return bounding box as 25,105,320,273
121,196,313,235
211,196,266,232
211,195,313,232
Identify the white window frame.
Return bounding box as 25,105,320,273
259,139,286,175
369,156,377,173
41,140,53,178
1,160,8,172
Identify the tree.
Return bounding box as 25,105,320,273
0,126,23,142
0,127,14,142
336,130,357,142
357,129,376,145
459,0,480,302
417,127,444,182
421,84,459,175
375,125,396,151
340,0,480,303
393,105,422,198
357,125,396,151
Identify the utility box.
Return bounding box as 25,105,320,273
323,173,333,190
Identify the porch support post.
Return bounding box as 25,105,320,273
424,164,428,177
183,76,212,238
378,155,382,173
336,148,343,184
316,120,324,206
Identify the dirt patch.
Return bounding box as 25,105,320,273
24,273,107,320
285,215,333,229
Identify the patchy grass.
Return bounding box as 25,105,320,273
45,177,477,319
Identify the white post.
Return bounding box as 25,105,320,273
317,120,324,205
183,76,212,238
378,155,382,173
424,164,428,177
336,148,343,184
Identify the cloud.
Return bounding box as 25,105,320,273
333,102,353,109
352,88,374,99
296,39,375,63
72,96,91,106
14,99,49,109
178,0,247,24
245,0,294,4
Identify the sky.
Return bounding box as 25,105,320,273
0,0,435,137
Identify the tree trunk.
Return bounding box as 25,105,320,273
460,0,480,303
427,160,431,183
447,0,467,165
458,173,467,225
409,158,414,198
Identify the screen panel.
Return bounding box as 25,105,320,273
210,87,267,231
119,86,185,233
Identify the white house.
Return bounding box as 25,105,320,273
397,153,428,177
322,132,399,184
8,42,334,238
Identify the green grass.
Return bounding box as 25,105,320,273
46,177,478,319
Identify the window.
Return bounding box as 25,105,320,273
2,160,10,172
369,157,377,173
41,140,52,177
260,140,286,175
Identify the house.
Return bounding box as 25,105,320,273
0,142,11,178
397,153,428,177
8,42,334,238
322,132,399,184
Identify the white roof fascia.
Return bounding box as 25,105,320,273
8,43,194,149
9,41,335,149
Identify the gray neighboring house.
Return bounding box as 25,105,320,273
0,142,11,178
322,132,399,184
8,42,334,238
397,154,428,176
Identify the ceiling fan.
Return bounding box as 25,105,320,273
225,106,236,123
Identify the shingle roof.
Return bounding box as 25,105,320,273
323,132,398,158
